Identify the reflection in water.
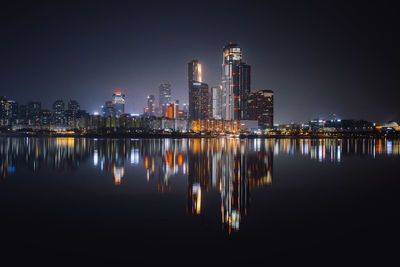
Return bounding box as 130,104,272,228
1,137,399,232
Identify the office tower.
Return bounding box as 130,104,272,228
146,95,156,117
112,91,125,116
68,100,80,112
247,90,274,129
239,63,251,119
39,109,52,126
177,103,189,119
65,100,80,128
102,101,116,117
0,97,17,126
221,42,251,120
159,83,171,117
52,100,65,125
211,85,223,119
188,60,209,120
17,104,27,123
27,101,41,125
189,82,209,120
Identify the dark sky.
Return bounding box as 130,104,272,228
1,0,400,123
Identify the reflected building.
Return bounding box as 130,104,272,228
2,136,399,233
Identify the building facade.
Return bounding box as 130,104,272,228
112,91,125,116
211,86,223,119
188,60,209,120
146,95,156,117
159,83,171,117
247,90,274,129
52,100,65,125
221,43,251,120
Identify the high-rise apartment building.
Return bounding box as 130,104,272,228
112,91,125,116
27,101,41,125
211,86,223,119
52,100,65,125
146,95,156,117
159,83,171,117
247,90,274,129
188,60,209,120
221,43,251,120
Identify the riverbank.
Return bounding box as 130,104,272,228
1,131,400,139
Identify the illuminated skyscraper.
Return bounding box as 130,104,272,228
112,91,125,116
27,101,41,126
0,96,18,127
146,95,156,116
188,60,209,120
159,83,171,117
221,42,251,120
247,90,274,129
102,101,116,117
52,99,65,125
211,85,223,119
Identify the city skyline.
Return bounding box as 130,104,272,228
2,1,400,124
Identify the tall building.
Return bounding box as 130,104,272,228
39,109,52,127
159,83,171,117
52,100,65,125
68,100,80,112
211,85,223,119
221,42,251,120
188,60,209,120
146,95,156,117
27,102,41,125
112,91,125,116
247,90,274,129
102,101,116,117
0,97,18,126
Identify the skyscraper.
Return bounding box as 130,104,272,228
68,100,80,112
188,60,209,120
112,91,125,116
159,83,171,117
0,96,18,127
247,90,274,129
211,85,223,119
146,95,156,117
221,42,251,120
52,100,65,125
27,101,41,126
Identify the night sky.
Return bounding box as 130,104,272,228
2,0,400,123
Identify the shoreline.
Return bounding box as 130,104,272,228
1,132,400,139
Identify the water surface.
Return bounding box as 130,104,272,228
1,137,399,264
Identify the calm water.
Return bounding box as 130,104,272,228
1,137,399,264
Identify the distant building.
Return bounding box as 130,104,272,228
68,100,80,112
211,86,223,119
247,90,274,129
102,101,116,117
188,60,209,120
52,100,65,125
166,102,179,119
146,95,156,117
221,42,251,120
190,82,209,120
112,91,125,116
27,101,41,125
39,109,52,127
159,83,171,117
0,97,18,127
